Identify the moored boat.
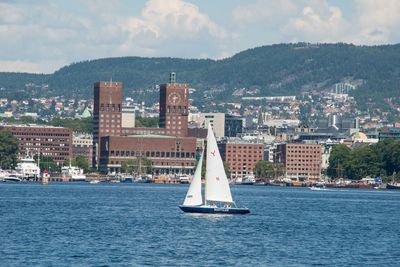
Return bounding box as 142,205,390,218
387,183,400,190
179,125,250,215
61,164,86,181
240,175,255,185
178,175,190,184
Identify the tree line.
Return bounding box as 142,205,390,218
327,139,400,180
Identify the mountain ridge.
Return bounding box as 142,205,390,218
1,43,400,108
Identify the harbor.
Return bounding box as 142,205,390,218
1,182,399,266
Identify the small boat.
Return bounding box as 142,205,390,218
178,175,190,184
240,175,255,185
387,183,400,190
89,179,100,184
179,125,250,215
309,186,327,191
122,177,134,183
4,175,22,182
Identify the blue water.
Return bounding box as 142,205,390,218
1,183,400,266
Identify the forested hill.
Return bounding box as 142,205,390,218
1,43,400,105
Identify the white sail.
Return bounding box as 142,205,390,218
205,124,233,203
183,153,203,206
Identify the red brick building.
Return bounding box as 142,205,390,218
274,143,322,181
92,81,123,167
99,135,196,174
0,124,72,164
218,141,264,178
93,74,197,174
159,81,189,137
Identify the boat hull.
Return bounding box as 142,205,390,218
179,205,250,214
387,184,400,190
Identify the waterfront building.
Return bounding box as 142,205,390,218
0,124,72,164
93,73,197,174
218,139,264,179
92,81,123,167
274,143,322,181
72,132,93,164
99,135,196,174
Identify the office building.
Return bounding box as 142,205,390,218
218,140,264,178
274,143,322,181
0,124,72,164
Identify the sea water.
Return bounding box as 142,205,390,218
1,183,400,266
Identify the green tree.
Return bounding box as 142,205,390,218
74,155,89,172
254,160,274,179
135,117,159,128
35,155,60,172
49,117,93,133
327,144,351,178
64,156,90,173
373,138,398,175
141,157,153,174
347,146,382,180
121,159,137,174
0,130,19,169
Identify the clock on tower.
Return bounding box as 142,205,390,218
168,92,182,105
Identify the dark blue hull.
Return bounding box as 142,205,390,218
179,205,250,214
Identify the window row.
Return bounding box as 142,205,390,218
110,150,195,158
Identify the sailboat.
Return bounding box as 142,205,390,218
179,125,250,214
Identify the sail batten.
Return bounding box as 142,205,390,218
183,153,203,206
205,125,233,203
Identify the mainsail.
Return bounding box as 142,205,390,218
205,124,233,203
183,153,203,206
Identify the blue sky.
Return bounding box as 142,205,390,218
0,0,399,73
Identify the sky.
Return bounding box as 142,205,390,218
1,0,400,73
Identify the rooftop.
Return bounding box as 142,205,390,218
0,123,67,129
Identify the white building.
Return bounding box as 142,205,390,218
121,106,135,128
189,113,225,138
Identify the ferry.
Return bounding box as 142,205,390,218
15,154,40,180
61,164,86,181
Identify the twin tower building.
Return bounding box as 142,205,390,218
92,73,197,175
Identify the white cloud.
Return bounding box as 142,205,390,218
232,0,400,45
0,60,47,73
283,1,347,42
119,0,228,56
232,0,298,26
351,0,400,44
1,0,400,73
0,0,231,72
